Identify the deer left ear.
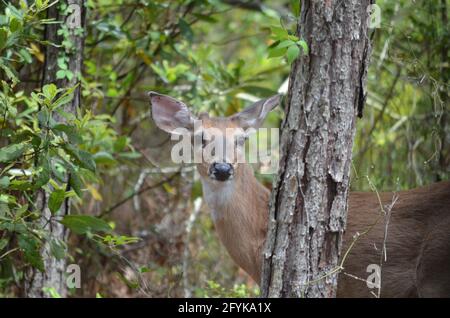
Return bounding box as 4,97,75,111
149,91,196,134
231,94,282,130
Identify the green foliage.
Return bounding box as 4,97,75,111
352,0,449,190
195,280,260,298
42,286,62,298
0,1,141,294
60,215,111,234
0,0,55,85
267,24,308,64
0,0,447,298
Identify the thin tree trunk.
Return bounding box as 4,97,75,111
261,0,373,297
437,0,448,180
25,0,85,298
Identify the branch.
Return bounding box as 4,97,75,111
182,197,203,298
100,172,180,217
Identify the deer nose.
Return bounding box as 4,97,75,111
211,163,233,181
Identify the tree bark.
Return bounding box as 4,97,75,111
25,0,85,298
261,0,373,297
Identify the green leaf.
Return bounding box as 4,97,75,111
37,109,50,127
268,47,287,58
275,40,296,49
68,167,83,197
93,151,117,165
36,0,43,10
48,189,66,214
0,143,29,163
77,149,96,171
113,136,128,152
64,144,96,172
291,0,300,17
52,124,81,144
78,168,98,184
0,62,18,84
0,28,8,50
34,156,51,188
9,180,33,191
270,25,288,39
298,40,309,54
9,18,22,33
42,83,58,100
286,45,300,64
0,176,10,189
102,234,140,246
0,238,8,251
57,57,67,70
18,234,44,271
179,18,194,42
51,161,67,183
19,48,32,63
60,215,112,234
52,94,74,109
192,13,218,23
65,70,74,81
42,287,62,298
56,70,66,79
50,239,66,260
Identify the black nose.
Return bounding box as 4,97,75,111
211,163,233,181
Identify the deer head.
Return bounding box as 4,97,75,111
149,92,281,184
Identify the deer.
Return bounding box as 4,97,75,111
149,92,450,298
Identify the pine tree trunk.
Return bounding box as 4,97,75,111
25,0,85,298
261,0,373,298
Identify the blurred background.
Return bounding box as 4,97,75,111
0,0,448,297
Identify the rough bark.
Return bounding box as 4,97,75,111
261,0,373,297
25,0,85,298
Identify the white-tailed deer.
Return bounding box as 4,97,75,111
149,92,450,298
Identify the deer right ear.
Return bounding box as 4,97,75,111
231,94,282,130
149,92,196,134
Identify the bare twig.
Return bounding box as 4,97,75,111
100,172,180,217
132,166,196,212
182,197,203,298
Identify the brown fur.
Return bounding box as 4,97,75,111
150,92,450,297
195,116,450,298
339,182,450,297
204,163,450,297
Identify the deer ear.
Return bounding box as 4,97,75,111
231,94,282,130
149,92,196,134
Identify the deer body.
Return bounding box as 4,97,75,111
203,164,450,297
149,92,450,297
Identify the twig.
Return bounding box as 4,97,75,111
132,166,195,212
0,247,19,260
110,247,151,297
99,172,180,217
182,197,203,298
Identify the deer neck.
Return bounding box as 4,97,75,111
200,164,270,282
